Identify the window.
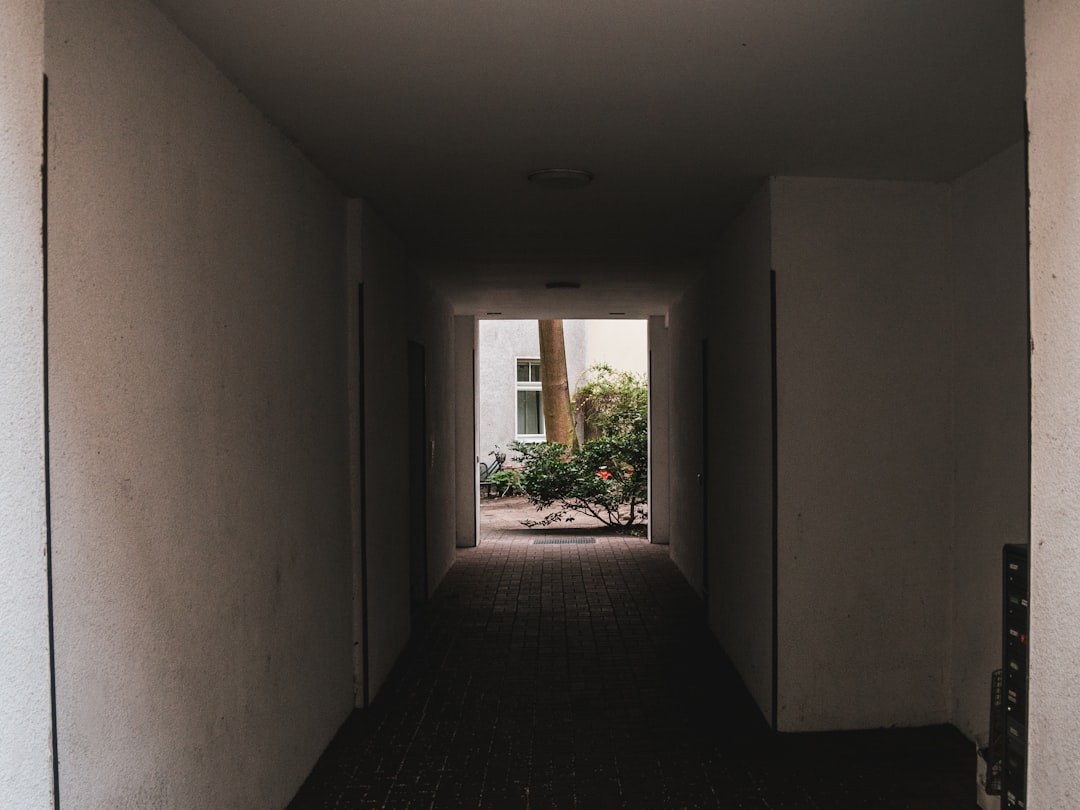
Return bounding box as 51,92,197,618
516,358,545,439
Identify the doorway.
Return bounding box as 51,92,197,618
407,340,428,607
475,319,650,541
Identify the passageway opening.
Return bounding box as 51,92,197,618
475,318,653,545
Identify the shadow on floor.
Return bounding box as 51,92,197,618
290,534,973,809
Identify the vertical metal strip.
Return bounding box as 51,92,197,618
701,339,709,609
472,346,478,546
42,72,61,810
770,270,779,731
647,348,653,543
358,284,369,708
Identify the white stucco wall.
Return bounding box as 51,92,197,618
478,320,541,459
706,185,775,719
356,203,413,699
674,157,1027,736
563,321,592,393
410,271,458,596
586,320,648,376
46,0,353,806
349,200,458,695
666,278,707,593
454,315,479,547
648,315,671,544
477,320,588,461
772,177,955,731
1027,2,1080,805
0,2,54,807
948,142,1029,741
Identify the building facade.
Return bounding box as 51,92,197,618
477,319,647,463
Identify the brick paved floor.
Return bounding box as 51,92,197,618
289,531,976,809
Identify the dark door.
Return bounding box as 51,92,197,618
770,270,779,729
358,284,370,707
701,338,709,610
408,340,428,607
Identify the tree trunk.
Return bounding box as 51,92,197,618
537,319,578,449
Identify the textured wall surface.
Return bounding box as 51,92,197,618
772,177,953,731
586,320,648,376
0,2,54,807
357,204,412,699
670,159,1027,736
648,315,671,544
665,277,707,593
706,185,775,719
477,319,588,458
948,143,1029,741
1027,2,1080,805
478,320,542,456
410,275,458,597
46,0,352,806
347,201,459,705
455,315,479,547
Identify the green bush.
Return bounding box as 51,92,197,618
573,364,648,441
486,468,523,497
511,376,648,532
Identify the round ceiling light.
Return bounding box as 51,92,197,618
527,168,594,189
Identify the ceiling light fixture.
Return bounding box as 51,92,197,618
527,168,594,189
545,281,581,290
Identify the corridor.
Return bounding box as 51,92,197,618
290,531,971,809
12,2,1080,806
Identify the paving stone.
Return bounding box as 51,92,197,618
290,532,974,809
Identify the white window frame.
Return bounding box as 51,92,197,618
515,357,545,441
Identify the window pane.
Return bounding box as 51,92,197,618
518,359,542,382
517,390,545,435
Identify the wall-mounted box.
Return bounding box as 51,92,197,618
1002,544,1029,809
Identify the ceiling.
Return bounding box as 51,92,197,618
149,0,1025,316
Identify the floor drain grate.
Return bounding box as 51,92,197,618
533,537,596,545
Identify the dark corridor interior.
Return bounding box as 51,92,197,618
290,531,971,809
